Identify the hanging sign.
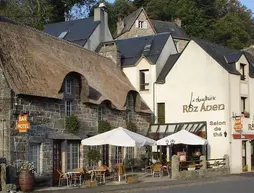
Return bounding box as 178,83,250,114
234,117,242,131
16,114,30,133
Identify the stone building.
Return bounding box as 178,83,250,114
0,17,151,184
114,7,189,53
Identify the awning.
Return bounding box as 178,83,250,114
147,121,206,140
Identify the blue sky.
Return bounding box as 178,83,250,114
106,0,254,13
241,0,254,13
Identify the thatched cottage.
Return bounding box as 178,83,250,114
0,17,151,184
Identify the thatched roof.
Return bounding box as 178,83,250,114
0,18,151,113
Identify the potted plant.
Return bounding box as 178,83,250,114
242,165,248,172
87,149,101,170
18,161,35,192
188,162,196,171
243,111,250,118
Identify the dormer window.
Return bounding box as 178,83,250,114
65,78,73,94
58,31,68,39
240,63,246,81
140,70,149,91
138,21,143,28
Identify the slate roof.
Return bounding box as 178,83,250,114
115,8,188,40
194,39,241,75
43,18,100,46
150,20,188,39
156,39,254,82
116,33,171,67
156,53,181,83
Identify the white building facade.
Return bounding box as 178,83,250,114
153,40,254,173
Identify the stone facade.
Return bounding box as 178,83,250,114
116,11,155,40
0,70,151,178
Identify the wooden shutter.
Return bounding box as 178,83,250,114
143,21,148,29
135,20,139,28
157,103,165,124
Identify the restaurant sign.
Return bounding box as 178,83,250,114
16,114,30,133
234,117,242,131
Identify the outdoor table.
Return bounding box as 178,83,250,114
88,168,107,184
67,171,82,186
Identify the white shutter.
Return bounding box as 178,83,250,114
143,21,148,29
135,20,139,28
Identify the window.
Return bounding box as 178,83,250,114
157,103,165,124
126,94,134,122
29,144,40,175
65,78,73,94
140,70,149,91
65,100,72,116
126,147,134,160
67,143,80,171
241,97,247,113
240,64,246,80
138,21,143,28
98,106,103,121
58,31,68,39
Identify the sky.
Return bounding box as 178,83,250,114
106,0,254,14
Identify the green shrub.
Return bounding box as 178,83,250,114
126,122,137,132
98,120,111,133
65,114,80,134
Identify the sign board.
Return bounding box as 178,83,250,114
16,114,30,133
234,117,242,131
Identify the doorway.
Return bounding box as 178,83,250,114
52,140,62,186
251,141,254,170
242,140,247,170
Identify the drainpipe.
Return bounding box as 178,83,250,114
228,73,232,172
153,82,156,123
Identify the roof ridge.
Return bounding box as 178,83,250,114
150,19,175,24
45,17,94,26
116,32,171,42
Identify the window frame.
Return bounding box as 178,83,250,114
67,142,80,171
157,103,165,124
65,78,73,94
140,69,149,91
28,143,41,175
65,100,72,116
138,21,144,28
240,63,246,81
241,97,247,114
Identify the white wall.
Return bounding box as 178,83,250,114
123,57,156,111
156,35,178,77
156,40,230,159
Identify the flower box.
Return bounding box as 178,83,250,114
244,113,250,118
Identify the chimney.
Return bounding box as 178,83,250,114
94,3,109,42
117,18,124,36
175,18,182,27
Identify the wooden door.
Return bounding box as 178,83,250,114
52,140,62,186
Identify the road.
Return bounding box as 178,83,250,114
36,173,254,193
145,175,254,193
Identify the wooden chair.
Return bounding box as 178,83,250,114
57,169,70,187
152,163,162,178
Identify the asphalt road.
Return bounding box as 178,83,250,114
36,173,254,193
145,177,254,193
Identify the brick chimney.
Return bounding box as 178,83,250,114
175,18,182,27
117,18,124,36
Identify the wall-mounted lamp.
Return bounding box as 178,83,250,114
224,131,227,138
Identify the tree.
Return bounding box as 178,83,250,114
133,0,151,9
0,0,53,30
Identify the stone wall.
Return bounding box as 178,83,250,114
171,154,230,180
117,11,155,40
0,67,12,162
